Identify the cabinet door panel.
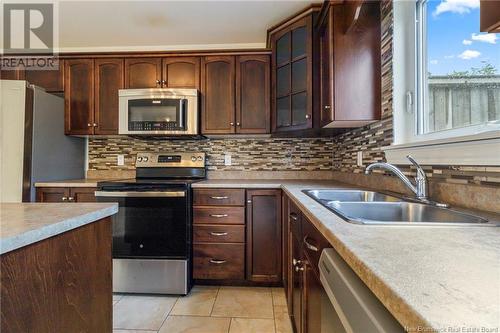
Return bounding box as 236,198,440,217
271,15,313,133
94,58,123,134
124,58,161,88
201,56,235,134
162,57,200,89
246,189,281,283
36,187,70,202
70,187,97,203
64,59,94,135
304,259,322,333
25,61,64,92
291,228,303,333
319,6,334,126
236,55,270,134
1,69,23,80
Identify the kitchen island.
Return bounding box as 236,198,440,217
0,203,118,333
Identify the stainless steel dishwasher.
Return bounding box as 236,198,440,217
319,248,404,333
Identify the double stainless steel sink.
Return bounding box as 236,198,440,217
303,189,494,226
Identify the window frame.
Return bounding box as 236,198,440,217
386,0,500,166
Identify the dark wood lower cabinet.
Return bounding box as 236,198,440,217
36,186,96,203
193,188,282,286
246,189,282,283
35,187,70,202
0,217,112,333
291,226,304,333
70,187,97,202
193,243,245,280
303,257,322,333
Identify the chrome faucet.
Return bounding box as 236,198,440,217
365,155,428,201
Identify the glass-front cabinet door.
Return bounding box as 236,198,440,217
272,15,313,132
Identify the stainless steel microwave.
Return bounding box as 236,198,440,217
118,88,199,135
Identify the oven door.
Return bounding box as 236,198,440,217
95,190,189,259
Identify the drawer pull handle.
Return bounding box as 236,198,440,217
289,213,299,221
210,232,228,236
210,196,228,200
209,259,226,264
304,236,319,252
209,214,228,218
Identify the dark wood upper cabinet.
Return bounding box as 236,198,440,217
64,59,94,135
0,69,23,80
317,1,381,128
246,189,282,283
124,58,161,88
236,55,270,134
318,6,335,127
201,56,235,134
162,57,200,89
94,58,123,134
480,0,500,32
24,61,64,92
270,15,315,133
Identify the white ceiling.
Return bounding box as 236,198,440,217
55,1,321,52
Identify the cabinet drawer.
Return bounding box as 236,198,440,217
194,225,245,243
193,207,245,225
193,243,244,280
193,189,245,206
288,200,302,240
301,215,330,274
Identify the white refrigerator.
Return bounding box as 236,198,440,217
1,80,85,202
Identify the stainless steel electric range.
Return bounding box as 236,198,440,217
95,152,206,295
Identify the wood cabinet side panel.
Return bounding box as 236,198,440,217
0,218,112,333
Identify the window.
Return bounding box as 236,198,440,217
386,0,500,165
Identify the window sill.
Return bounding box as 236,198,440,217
383,131,500,165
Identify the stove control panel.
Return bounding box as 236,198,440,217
135,152,205,168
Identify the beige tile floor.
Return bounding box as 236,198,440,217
113,286,293,333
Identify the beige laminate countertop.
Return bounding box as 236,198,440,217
192,179,500,331
0,203,118,255
34,179,103,187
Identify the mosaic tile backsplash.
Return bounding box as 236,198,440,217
88,137,334,172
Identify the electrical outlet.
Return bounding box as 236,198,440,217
117,154,125,166
356,151,363,167
224,153,232,166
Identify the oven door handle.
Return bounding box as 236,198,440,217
94,191,185,198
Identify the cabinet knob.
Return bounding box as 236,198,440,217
292,258,302,266
68,197,74,202
87,123,91,127
61,196,67,201
93,123,97,127
161,80,166,86
295,266,305,272
324,105,331,109
247,199,252,204
156,80,161,86
236,122,241,126
305,114,311,119
230,122,234,126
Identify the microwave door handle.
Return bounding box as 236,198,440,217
178,99,185,129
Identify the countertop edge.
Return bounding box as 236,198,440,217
1,204,118,255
